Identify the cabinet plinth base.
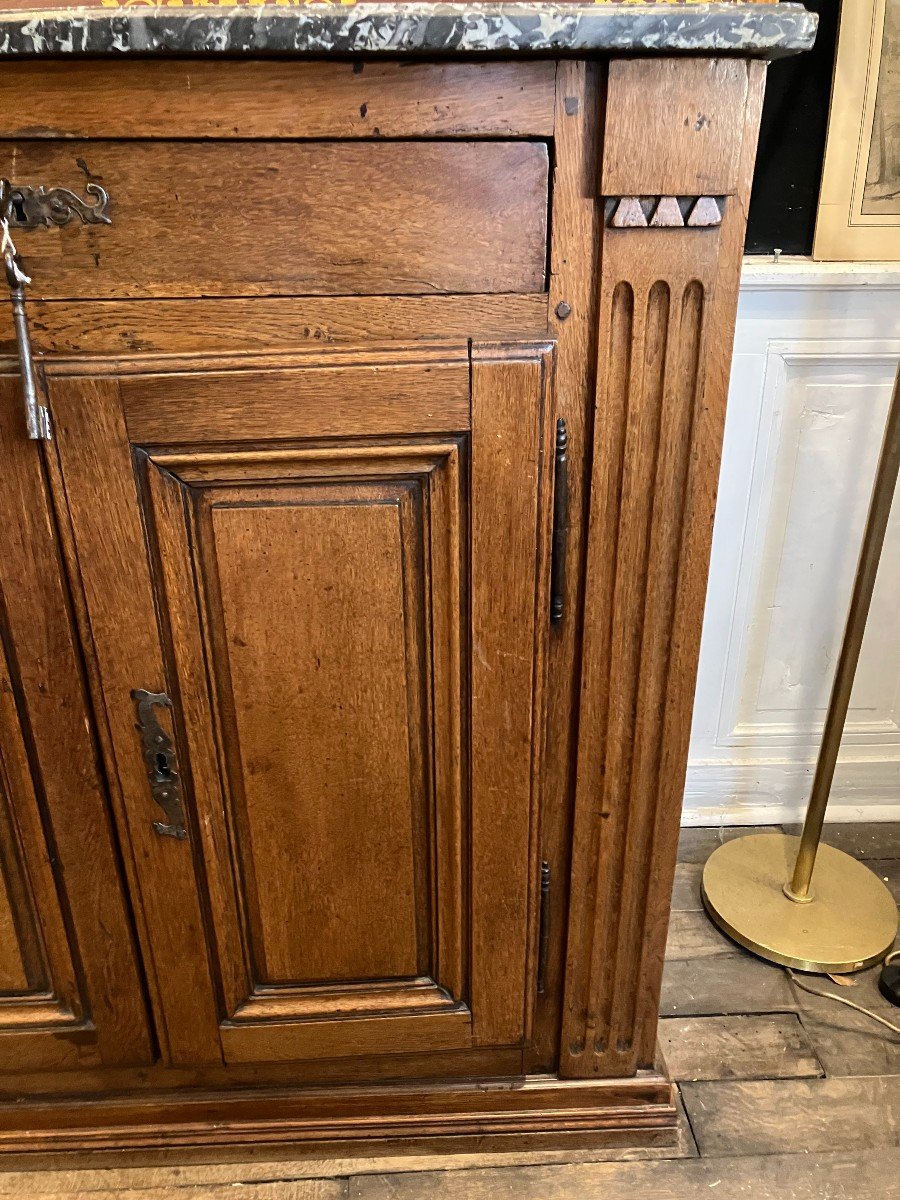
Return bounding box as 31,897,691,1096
0,1074,677,1156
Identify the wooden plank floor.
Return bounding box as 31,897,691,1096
1,822,897,1198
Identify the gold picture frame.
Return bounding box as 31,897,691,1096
814,0,900,261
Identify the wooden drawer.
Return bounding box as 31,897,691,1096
5,140,549,300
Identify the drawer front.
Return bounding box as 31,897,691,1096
5,140,549,300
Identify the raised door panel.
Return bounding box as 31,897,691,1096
142,442,469,1063
202,490,428,986
0,640,86,1064
0,874,28,993
0,750,41,996
48,342,552,1071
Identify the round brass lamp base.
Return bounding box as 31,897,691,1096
702,833,898,974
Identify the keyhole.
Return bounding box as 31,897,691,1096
155,751,172,779
10,193,26,224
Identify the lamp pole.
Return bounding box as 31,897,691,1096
787,365,900,903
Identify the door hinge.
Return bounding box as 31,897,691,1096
537,860,551,995
550,419,568,624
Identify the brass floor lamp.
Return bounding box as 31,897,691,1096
703,364,900,974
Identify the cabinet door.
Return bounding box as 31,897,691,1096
0,380,152,1072
48,342,553,1068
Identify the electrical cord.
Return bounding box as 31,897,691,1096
786,958,900,1035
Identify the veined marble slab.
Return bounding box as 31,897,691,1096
0,3,817,59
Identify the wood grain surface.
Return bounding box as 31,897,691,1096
119,353,470,443
0,60,556,139
352,1150,898,1200
600,59,748,196
681,1076,900,1156
8,141,549,300
658,1015,822,1082
560,59,766,1080
660,953,798,1018
0,48,800,1159
48,375,223,1067
0,816,893,1186
528,57,603,1076
0,295,548,358
0,378,152,1071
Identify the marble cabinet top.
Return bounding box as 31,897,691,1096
0,3,817,59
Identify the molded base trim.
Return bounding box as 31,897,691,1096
0,1073,677,1155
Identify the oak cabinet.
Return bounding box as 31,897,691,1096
0,47,775,1152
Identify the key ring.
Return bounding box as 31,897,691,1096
1,215,16,257
1,216,31,289
0,179,30,287
0,178,15,248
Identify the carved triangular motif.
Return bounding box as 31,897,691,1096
649,196,684,227
610,197,648,228
687,196,722,227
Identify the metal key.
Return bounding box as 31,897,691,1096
1,180,51,441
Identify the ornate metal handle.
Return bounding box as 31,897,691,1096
550,418,569,624
132,689,187,841
5,182,111,229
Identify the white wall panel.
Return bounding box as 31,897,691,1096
684,260,900,826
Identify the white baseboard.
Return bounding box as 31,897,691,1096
682,757,900,826
680,802,900,828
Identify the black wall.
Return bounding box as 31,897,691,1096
744,0,839,254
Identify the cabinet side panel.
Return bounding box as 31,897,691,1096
632,62,768,1064
561,60,766,1078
